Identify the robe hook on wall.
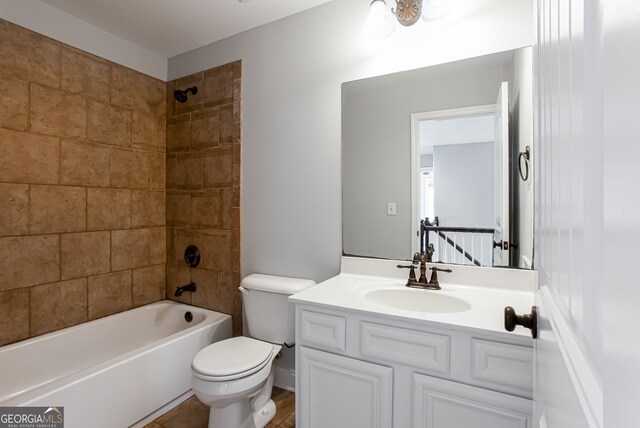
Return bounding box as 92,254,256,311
518,146,531,181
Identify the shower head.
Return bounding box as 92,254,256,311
173,86,198,103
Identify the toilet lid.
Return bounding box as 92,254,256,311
192,336,274,378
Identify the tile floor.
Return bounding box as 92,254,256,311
144,387,295,428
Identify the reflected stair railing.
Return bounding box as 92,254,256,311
421,217,494,267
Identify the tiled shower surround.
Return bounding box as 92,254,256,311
166,62,243,336
0,20,243,345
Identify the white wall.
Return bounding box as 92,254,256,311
0,0,167,79
168,0,534,282
434,142,494,228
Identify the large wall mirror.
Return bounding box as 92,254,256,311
342,47,534,269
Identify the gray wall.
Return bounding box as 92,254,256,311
342,54,511,260
421,154,433,168
433,142,494,228
168,0,533,282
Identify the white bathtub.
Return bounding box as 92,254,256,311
0,300,232,428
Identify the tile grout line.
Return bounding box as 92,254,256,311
27,284,31,338
57,40,62,91
130,268,134,308
27,184,32,236
85,268,89,321
84,187,88,232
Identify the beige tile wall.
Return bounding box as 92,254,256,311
166,61,242,336
0,20,167,346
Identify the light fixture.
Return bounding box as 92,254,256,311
422,0,454,21
363,0,397,39
394,0,423,26
364,0,454,38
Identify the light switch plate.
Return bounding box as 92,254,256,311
387,202,397,216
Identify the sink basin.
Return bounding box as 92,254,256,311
364,288,471,313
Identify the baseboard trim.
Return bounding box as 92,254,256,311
274,366,295,392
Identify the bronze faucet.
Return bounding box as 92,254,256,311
175,282,196,296
397,244,451,290
414,252,429,284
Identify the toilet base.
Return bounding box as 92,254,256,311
208,398,276,428
253,399,276,428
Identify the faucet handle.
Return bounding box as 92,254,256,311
428,266,452,289
397,264,418,283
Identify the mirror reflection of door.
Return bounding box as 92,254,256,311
411,84,510,267
493,81,510,266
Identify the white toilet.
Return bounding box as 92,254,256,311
191,274,315,428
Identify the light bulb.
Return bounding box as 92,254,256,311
364,0,396,39
422,0,454,21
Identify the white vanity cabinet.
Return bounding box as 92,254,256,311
295,305,533,428
412,374,531,427
299,347,393,428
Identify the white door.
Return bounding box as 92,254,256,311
533,0,605,427
412,373,532,428
534,0,640,425
493,81,510,266
298,347,393,428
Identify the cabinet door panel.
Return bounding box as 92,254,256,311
470,338,533,398
412,373,531,428
299,347,392,428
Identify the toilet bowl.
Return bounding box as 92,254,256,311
192,337,282,428
191,274,315,428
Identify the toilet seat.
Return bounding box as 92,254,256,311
192,337,276,382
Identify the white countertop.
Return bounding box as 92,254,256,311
290,257,536,338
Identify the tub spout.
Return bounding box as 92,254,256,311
175,282,196,297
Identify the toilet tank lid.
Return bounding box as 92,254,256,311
240,273,316,295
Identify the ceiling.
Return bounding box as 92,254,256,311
39,0,335,58
420,114,495,155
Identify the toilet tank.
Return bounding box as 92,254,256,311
240,274,315,345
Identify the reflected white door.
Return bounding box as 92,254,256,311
493,81,510,266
